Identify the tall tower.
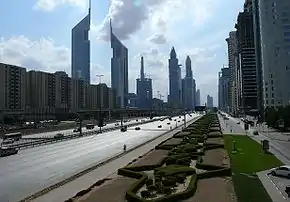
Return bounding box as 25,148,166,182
71,0,91,83
140,56,145,81
168,47,181,107
110,20,129,108
182,55,194,109
136,56,152,109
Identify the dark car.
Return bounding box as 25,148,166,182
135,127,141,130
158,125,162,128
121,126,127,132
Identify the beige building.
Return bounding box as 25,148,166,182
87,84,98,109
0,63,26,112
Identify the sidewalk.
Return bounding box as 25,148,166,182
32,116,200,202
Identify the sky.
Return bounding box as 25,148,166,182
0,0,245,106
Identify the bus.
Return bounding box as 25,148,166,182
2,132,22,141
86,123,95,129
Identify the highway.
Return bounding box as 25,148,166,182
0,113,198,202
24,117,160,138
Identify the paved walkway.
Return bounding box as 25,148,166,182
32,116,201,202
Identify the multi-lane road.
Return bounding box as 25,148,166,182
0,113,198,202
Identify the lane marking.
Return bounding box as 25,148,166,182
266,174,287,200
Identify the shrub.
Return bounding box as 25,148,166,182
140,190,151,198
176,173,187,183
146,179,153,186
163,186,173,195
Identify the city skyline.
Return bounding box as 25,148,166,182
0,0,246,105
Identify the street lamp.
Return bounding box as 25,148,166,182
96,74,104,133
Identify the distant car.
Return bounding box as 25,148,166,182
269,165,290,178
54,133,64,139
158,125,162,128
2,138,15,145
167,122,170,125
121,126,127,132
253,131,259,135
73,128,80,132
174,119,177,121
237,122,240,124
135,127,141,130
115,123,119,126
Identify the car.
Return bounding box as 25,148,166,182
54,133,64,139
237,122,240,124
167,122,170,125
135,127,141,130
253,131,259,135
269,165,290,178
2,138,15,145
158,125,162,128
121,126,127,132
115,123,119,126
73,128,80,132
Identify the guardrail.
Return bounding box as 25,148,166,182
6,118,167,150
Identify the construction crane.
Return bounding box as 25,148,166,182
96,74,104,84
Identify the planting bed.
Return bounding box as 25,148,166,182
72,113,237,202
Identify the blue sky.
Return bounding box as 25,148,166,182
0,0,245,105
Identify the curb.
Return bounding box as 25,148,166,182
20,116,200,202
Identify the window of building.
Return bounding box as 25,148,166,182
284,38,290,43
272,93,274,97
286,66,289,70
266,100,269,104
271,99,274,104
272,86,274,91
271,80,274,84
265,87,268,91
284,32,290,37
265,93,268,98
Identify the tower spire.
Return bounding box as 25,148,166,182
88,0,91,25
140,56,145,80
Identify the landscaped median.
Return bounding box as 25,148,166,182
224,135,283,202
67,113,237,202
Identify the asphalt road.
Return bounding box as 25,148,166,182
218,115,246,134
0,113,198,202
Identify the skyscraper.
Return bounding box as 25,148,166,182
195,89,201,106
110,20,129,108
207,95,214,108
235,0,258,114
168,47,181,107
71,0,91,83
218,67,230,112
181,56,195,109
136,56,153,109
256,0,290,108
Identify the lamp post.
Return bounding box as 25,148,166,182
96,74,104,133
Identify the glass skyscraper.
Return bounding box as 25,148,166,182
71,2,91,83
110,20,128,108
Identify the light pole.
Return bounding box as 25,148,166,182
96,74,104,133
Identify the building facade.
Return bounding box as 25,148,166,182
168,47,182,108
207,95,214,108
218,67,230,112
226,31,239,115
258,0,290,107
0,63,26,112
181,56,195,109
195,89,201,106
71,4,91,83
110,20,128,108
235,0,258,115
136,56,153,109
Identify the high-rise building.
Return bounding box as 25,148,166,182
54,71,72,112
256,0,290,108
168,47,181,107
207,95,214,108
110,20,128,108
71,0,91,83
181,56,195,109
0,63,26,112
71,78,86,111
26,70,56,119
218,67,230,112
195,89,201,106
235,0,258,114
136,56,153,109
226,31,239,115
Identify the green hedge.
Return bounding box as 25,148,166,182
126,174,198,202
118,168,144,179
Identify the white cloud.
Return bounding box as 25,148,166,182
0,36,70,73
34,0,87,12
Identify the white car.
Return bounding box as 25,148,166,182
269,165,290,178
